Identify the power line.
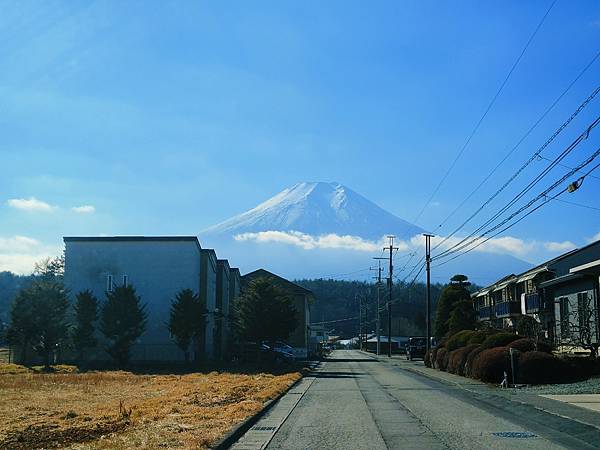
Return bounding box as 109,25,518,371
432,85,600,255
433,147,600,266
550,196,600,212
435,52,600,232
433,115,600,260
537,153,600,181
412,0,557,225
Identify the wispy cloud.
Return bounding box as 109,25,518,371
0,235,60,274
7,196,56,212
71,205,95,214
234,229,580,263
234,231,390,252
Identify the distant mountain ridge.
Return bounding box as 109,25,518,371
202,181,424,240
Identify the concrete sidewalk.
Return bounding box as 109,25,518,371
362,350,600,432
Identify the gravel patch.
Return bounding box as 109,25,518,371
510,376,600,395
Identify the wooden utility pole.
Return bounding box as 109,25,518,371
424,234,434,357
384,236,398,357
371,260,383,356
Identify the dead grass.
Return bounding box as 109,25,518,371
0,364,301,449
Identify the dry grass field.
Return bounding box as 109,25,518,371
0,363,301,449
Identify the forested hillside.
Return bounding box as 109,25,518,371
295,278,452,338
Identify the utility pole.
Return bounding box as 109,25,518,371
371,260,383,356
424,233,434,357
357,294,362,350
384,236,398,357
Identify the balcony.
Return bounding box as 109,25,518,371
477,306,493,321
494,301,521,318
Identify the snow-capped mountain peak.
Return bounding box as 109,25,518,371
201,181,423,239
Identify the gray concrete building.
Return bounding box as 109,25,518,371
63,236,233,363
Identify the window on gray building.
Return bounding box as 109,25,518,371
123,275,128,287
107,275,113,292
577,292,589,332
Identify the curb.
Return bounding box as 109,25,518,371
210,362,319,450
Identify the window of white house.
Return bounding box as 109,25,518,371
107,274,113,292
577,292,589,331
123,275,128,287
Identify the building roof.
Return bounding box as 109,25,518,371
64,235,202,251
538,273,584,288
241,268,314,296
516,266,550,283
570,259,600,275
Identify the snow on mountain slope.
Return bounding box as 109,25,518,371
201,182,423,240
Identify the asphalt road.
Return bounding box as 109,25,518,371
259,350,600,450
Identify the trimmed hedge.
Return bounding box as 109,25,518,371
436,348,449,371
447,344,480,376
507,338,536,353
481,332,520,349
464,345,483,377
446,330,476,352
519,351,581,385
471,347,511,383
424,349,432,368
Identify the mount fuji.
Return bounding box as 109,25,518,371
202,181,423,240
199,182,531,285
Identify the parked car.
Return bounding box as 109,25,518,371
406,337,427,361
261,341,295,362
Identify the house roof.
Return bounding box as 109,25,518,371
570,259,600,275
241,268,313,296
516,266,550,283
538,273,584,288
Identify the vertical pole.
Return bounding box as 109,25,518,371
377,263,381,356
388,236,394,357
357,294,362,351
424,234,433,356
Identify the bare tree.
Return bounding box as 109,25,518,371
561,293,599,358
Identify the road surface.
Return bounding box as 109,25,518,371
232,350,600,450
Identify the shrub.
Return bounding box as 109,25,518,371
448,344,480,376
446,330,476,352
436,348,448,371
467,328,500,346
558,356,600,379
424,349,432,368
519,351,582,385
464,345,483,378
507,338,535,353
535,341,553,354
431,347,438,369
464,344,483,377
471,347,511,383
481,332,519,349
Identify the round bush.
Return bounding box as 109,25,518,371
507,338,535,353
436,348,448,371
446,330,476,352
464,345,483,377
446,349,461,374
450,344,480,376
519,352,581,384
535,341,553,354
431,347,439,369
471,347,511,383
424,349,432,368
481,332,520,349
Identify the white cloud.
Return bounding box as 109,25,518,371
7,196,55,212
71,205,95,214
234,229,581,263
235,231,389,252
588,231,600,243
0,235,60,274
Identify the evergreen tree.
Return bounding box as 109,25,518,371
236,277,298,346
447,300,477,335
100,285,147,366
7,280,69,368
168,289,205,362
434,274,471,339
72,290,99,362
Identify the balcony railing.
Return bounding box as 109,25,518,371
495,301,521,318
525,293,540,313
477,306,493,321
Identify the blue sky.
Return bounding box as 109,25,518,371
1,1,599,273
